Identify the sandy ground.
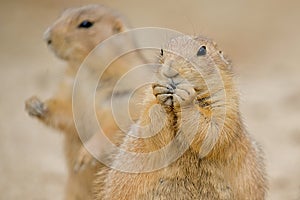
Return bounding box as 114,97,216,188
1,0,300,199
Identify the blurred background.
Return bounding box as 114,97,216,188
1,0,300,199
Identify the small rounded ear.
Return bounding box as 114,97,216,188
113,18,126,33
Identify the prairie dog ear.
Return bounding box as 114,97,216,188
113,18,127,33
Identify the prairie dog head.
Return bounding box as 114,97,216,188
44,4,128,63
158,36,236,108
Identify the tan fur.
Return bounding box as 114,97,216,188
95,36,268,199
25,5,145,200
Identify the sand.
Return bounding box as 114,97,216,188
0,0,299,199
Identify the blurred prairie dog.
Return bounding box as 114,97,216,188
25,4,146,200
95,36,268,199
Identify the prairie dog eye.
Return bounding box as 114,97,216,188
78,20,94,28
197,46,206,56
160,49,164,56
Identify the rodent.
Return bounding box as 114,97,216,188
94,35,268,199
25,4,146,200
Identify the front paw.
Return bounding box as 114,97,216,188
152,81,196,108
25,96,47,118
173,83,196,107
153,82,174,107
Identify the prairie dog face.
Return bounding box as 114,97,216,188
158,36,231,92
44,5,127,62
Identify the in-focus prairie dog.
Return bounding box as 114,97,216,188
25,4,145,200
95,35,268,199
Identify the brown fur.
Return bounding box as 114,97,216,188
94,36,268,199
25,4,145,200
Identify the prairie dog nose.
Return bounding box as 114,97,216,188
43,27,52,45
161,60,179,78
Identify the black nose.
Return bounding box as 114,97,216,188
47,39,52,45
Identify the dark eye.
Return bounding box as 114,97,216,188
197,46,206,56
78,20,94,28
160,49,164,56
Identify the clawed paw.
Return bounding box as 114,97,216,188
153,82,174,107
25,96,47,118
173,83,196,107
152,80,196,108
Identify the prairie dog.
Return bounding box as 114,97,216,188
25,4,145,200
95,35,268,199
